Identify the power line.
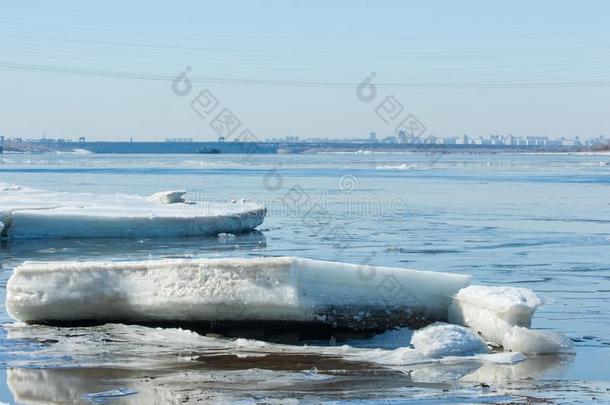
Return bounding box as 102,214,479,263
2,61,610,89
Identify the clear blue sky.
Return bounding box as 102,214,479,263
1,0,609,141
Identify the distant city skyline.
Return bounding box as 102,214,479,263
1,0,609,141
4,132,606,150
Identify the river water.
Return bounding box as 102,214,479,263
1,152,609,403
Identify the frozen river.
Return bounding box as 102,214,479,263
1,152,609,403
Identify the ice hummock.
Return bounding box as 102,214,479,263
411,322,489,358
449,285,573,354
448,285,541,345
6,257,471,330
0,183,266,239
148,190,187,204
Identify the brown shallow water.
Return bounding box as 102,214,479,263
4,352,609,404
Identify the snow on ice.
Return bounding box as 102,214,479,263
411,322,489,358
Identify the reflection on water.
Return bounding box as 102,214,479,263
8,368,177,405
461,354,572,383
5,353,573,404
0,321,577,403
0,231,267,263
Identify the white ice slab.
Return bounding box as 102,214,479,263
0,183,266,239
448,285,573,353
502,326,574,354
6,257,471,329
448,285,541,346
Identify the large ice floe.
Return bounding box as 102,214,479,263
6,257,470,330
5,256,573,355
0,183,266,239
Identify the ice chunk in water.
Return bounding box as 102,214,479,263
448,285,541,346
85,388,138,402
0,184,266,239
148,190,186,204
6,257,471,329
411,322,489,358
448,285,572,354
503,326,574,354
